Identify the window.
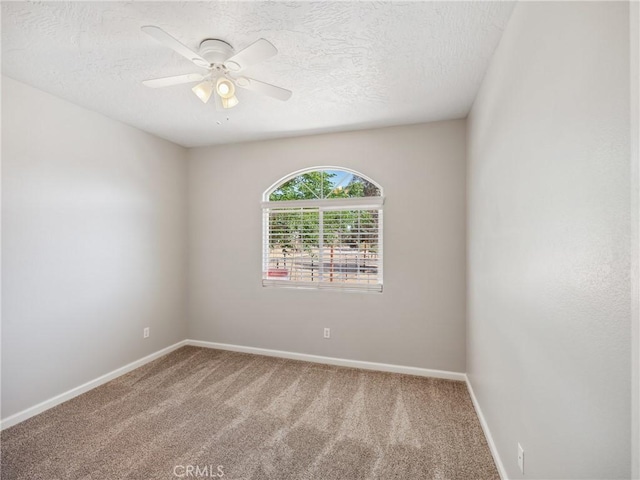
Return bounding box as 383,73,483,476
262,167,384,292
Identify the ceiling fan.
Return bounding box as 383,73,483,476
141,26,292,109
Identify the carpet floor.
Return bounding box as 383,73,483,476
1,346,498,479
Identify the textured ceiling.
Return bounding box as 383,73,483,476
2,1,515,147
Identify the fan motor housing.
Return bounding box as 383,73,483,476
199,39,234,65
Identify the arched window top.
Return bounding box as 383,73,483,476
264,167,383,202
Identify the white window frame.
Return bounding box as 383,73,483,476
262,167,384,293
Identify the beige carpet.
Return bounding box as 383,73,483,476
1,346,498,479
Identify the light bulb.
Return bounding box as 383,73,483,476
216,77,236,99
218,83,230,96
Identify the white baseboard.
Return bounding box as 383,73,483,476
1,338,471,435
465,376,508,480
0,340,188,430
186,339,466,381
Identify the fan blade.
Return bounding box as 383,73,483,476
235,77,292,101
143,73,204,88
142,26,211,68
223,39,277,71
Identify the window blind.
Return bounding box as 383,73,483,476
262,204,383,292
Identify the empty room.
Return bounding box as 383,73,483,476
1,1,638,479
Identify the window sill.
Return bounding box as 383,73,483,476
262,279,383,293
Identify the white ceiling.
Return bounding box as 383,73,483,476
2,1,515,148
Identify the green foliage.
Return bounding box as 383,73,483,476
269,171,380,202
269,209,319,253
269,171,335,201
349,175,380,197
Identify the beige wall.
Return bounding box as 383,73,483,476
631,1,640,476
187,121,467,372
1,77,189,419
467,2,631,478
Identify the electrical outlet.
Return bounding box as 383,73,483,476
323,327,331,339
143,327,150,339
517,443,524,474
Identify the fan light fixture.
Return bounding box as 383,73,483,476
216,77,239,109
142,27,293,108
192,81,213,103
192,78,239,108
